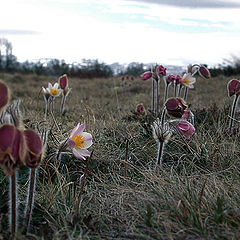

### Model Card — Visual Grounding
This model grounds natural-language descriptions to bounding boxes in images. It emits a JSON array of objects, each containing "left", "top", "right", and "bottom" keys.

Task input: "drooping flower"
[
  {"left": 227, "top": 79, "right": 240, "bottom": 97},
  {"left": 0, "top": 125, "right": 26, "bottom": 175},
  {"left": 0, "top": 80, "right": 9, "bottom": 112},
  {"left": 156, "top": 65, "right": 167, "bottom": 76},
  {"left": 176, "top": 121, "right": 195, "bottom": 139},
  {"left": 141, "top": 71, "right": 152, "bottom": 81},
  {"left": 46, "top": 82, "right": 62, "bottom": 97},
  {"left": 165, "top": 97, "right": 188, "bottom": 118},
  {"left": 198, "top": 65, "right": 211, "bottom": 79},
  {"left": 24, "top": 129, "right": 43, "bottom": 168},
  {"left": 67, "top": 123, "right": 93, "bottom": 160},
  {"left": 182, "top": 73, "right": 196, "bottom": 88}
]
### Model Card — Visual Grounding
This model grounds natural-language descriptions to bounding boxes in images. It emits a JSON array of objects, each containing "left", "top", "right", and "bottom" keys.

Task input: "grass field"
[{"left": 0, "top": 72, "right": 240, "bottom": 240}]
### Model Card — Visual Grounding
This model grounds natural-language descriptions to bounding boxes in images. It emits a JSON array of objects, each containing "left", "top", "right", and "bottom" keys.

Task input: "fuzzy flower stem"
[
  {"left": 156, "top": 80, "right": 160, "bottom": 114},
  {"left": 174, "top": 81, "right": 177, "bottom": 97},
  {"left": 60, "top": 95, "right": 66, "bottom": 115},
  {"left": 44, "top": 99, "right": 49, "bottom": 120},
  {"left": 155, "top": 141, "right": 165, "bottom": 170},
  {"left": 183, "top": 87, "right": 189, "bottom": 101},
  {"left": 164, "top": 81, "right": 169, "bottom": 103},
  {"left": 10, "top": 171, "right": 17, "bottom": 235},
  {"left": 177, "top": 85, "right": 183, "bottom": 97},
  {"left": 25, "top": 168, "right": 36, "bottom": 233},
  {"left": 229, "top": 94, "right": 239, "bottom": 133},
  {"left": 151, "top": 78, "right": 155, "bottom": 114},
  {"left": 76, "top": 150, "right": 94, "bottom": 216}
]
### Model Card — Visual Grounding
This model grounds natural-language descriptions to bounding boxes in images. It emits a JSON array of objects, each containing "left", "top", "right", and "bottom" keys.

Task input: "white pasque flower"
[
  {"left": 67, "top": 123, "right": 93, "bottom": 160},
  {"left": 46, "top": 82, "right": 62, "bottom": 97},
  {"left": 182, "top": 73, "right": 196, "bottom": 89}
]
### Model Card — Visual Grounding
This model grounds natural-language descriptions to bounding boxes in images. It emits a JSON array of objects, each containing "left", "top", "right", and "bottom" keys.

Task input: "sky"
[{"left": 1, "top": 0, "right": 240, "bottom": 67}]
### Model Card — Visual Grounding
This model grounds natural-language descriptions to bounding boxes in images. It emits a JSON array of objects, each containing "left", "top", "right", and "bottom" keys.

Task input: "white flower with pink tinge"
[
  {"left": 182, "top": 73, "right": 196, "bottom": 89},
  {"left": 46, "top": 82, "right": 62, "bottom": 97},
  {"left": 67, "top": 123, "right": 93, "bottom": 159}
]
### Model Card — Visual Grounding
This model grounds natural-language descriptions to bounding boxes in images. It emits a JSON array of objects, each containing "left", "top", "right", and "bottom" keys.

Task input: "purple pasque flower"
[
  {"left": 67, "top": 123, "right": 93, "bottom": 160},
  {"left": 0, "top": 124, "right": 26, "bottom": 175},
  {"left": 167, "top": 74, "right": 176, "bottom": 83},
  {"left": 175, "top": 75, "right": 183, "bottom": 84},
  {"left": 165, "top": 97, "right": 188, "bottom": 118},
  {"left": 0, "top": 80, "right": 9, "bottom": 113},
  {"left": 176, "top": 121, "right": 195, "bottom": 139},
  {"left": 59, "top": 74, "right": 68, "bottom": 90},
  {"left": 136, "top": 103, "right": 145, "bottom": 115},
  {"left": 141, "top": 71, "right": 152, "bottom": 81},
  {"left": 24, "top": 129, "right": 43, "bottom": 168},
  {"left": 156, "top": 65, "right": 166, "bottom": 76},
  {"left": 227, "top": 79, "right": 240, "bottom": 97},
  {"left": 198, "top": 66, "right": 211, "bottom": 79}
]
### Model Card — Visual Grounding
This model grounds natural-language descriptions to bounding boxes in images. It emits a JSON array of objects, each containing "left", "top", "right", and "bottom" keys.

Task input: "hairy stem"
[
  {"left": 156, "top": 80, "right": 160, "bottom": 115},
  {"left": 60, "top": 95, "right": 66, "bottom": 115},
  {"left": 25, "top": 168, "right": 36, "bottom": 233},
  {"left": 229, "top": 94, "right": 239, "bottom": 133},
  {"left": 174, "top": 81, "right": 177, "bottom": 97},
  {"left": 183, "top": 87, "right": 189, "bottom": 101},
  {"left": 10, "top": 171, "right": 17, "bottom": 235},
  {"left": 76, "top": 151, "right": 94, "bottom": 216},
  {"left": 155, "top": 141, "right": 165, "bottom": 170},
  {"left": 151, "top": 78, "right": 155, "bottom": 114}
]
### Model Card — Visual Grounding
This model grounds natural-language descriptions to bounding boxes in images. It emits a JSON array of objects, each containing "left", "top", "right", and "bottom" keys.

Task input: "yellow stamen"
[
  {"left": 72, "top": 135, "right": 85, "bottom": 148},
  {"left": 183, "top": 78, "right": 190, "bottom": 85},
  {"left": 50, "top": 88, "right": 59, "bottom": 96}
]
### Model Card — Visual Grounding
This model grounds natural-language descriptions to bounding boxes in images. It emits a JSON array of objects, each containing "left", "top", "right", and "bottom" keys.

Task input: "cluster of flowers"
[
  {"left": 0, "top": 76, "right": 93, "bottom": 236},
  {"left": 0, "top": 80, "right": 43, "bottom": 234},
  {"left": 227, "top": 79, "right": 240, "bottom": 133},
  {"left": 42, "top": 74, "right": 71, "bottom": 118},
  {"left": 140, "top": 64, "right": 211, "bottom": 168}
]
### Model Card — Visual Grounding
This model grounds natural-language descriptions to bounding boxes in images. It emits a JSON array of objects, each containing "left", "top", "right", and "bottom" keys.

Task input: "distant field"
[{"left": 0, "top": 72, "right": 240, "bottom": 239}]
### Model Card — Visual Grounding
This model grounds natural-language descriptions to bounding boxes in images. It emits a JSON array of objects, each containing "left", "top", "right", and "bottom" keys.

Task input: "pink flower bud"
[
  {"left": 24, "top": 129, "right": 43, "bottom": 168},
  {"left": 136, "top": 104, "right": 145, "bottom": 115},
  {"left": 167, "top": 75, "right": 176, "bottom": 83},
  {"left": 156, "top": 65, "right": 166, "bottom": 76},
  {"left": 198, "top": 66, "right": 211, "bottom": 79},
  {"left": 176, "top": 121, "right": 195, "bottom": 139},
  {"left": 141, "top": 71, "right": 152, "bottom": 81},
  {"left": 59, "top": 74, "right": 68, "bottom": 89},
  {"left": 0, "top": 81, "right": 9, "bottom": 112},
  {"left": 227, "top": 79, "right": 240, "bottom": 97},
  {"left": 165, "top": 97, "right": 187, "bottom": 118}
]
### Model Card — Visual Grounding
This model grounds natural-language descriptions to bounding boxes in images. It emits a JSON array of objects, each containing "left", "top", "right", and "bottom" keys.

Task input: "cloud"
[
  {"left": 0, "top": 29, "right": 40, "bottom": 35},
  {"left": 123, "top": 0, "right": 240, "bottom": 8}
]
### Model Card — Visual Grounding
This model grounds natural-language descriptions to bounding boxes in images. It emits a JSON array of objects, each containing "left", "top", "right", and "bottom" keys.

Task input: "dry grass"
[{"left": 0, "top": 72, "right": 240, "bottom": 239}]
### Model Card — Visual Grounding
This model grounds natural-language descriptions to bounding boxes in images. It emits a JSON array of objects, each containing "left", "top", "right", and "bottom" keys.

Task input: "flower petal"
[
  {"left": 24, "top": 129, "right": 42, "bottom": 155},
  {"left": 67, "top": 138, "right": 75, "bottom": 148},
  {"left": 53, "top": 82, "right": 59, "bottom": 89},
  {"left": 72, "top": 148, "right": 85, "bottom": 160},
  {"left": 48, "top": 82, "right": 53, "bottom": 89},
  {"left": 71, "top": 123, "right": 86, "bottom": 138},
  {"left": 0, "top": 124, "right": 15, "bottom": 152},
  {"left": 81, "top": 132, "right": 93, "bottom": 149}
]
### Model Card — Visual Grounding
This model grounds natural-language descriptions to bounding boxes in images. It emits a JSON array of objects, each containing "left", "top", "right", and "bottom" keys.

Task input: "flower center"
[
  {"left": 72, "top": 135, "right": 85, "bottom": 148},
  {"left": 183, "top": 78, "right": 190, "bottom": 85},
  {"left": 50, "top": 88, "right": 59, "bottom": 96}
]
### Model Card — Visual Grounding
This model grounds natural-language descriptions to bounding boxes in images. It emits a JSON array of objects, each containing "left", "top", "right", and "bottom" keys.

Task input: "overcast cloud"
[{"left": 124, "top": 0, "right": 240, "bottom": 8}]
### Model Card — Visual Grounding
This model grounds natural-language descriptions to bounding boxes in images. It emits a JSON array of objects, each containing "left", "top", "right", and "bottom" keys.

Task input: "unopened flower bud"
[
  {"left": 141, "top": 71, "right": 152, "bottom": 81},
  {"left": 156, "top": 65, "right": 166, "bottom": 76},
  {"left": 59, "top": 74, "right": 68, "bottom": 90},
  {"left": 227, "top": 79, "right": 240, "bottom": 97},
  {"left": 198, "top": 66, "right": 211, "bottom": 79}
]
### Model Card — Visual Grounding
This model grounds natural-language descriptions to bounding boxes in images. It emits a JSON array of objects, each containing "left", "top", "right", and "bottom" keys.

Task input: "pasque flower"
[
  {"left": 182, "top": 73, "right": 196, "bottom": 88},
  {"left": 165, "top": 97, "right": 188, "bottom": 118},
  {"left": 136, "top": 104, "right": 145, "bottom": 115},
  {"left": 141, "top": 71, "right": 152, "bottom": 81},
  {"left": 227, "top": 79, "right": 240, "bottom": 97},
  {"left": 0, "top": 80, "right": 9, "bottom": 112},
  {"left": 198, "top": 66, "right": 211, "bottom": 79},
  {"left": 156, "top": 65, "right": 167, "bottom": 76},
  {"left": 46, "top": 82, "right": 62, "bottom": 97},
  {"left": 67, "top": 123, "right": 93, "bottom": 160},
  {"left": 176, "top": 121, "right": 195, "bottom": 139}
]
